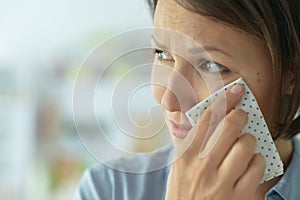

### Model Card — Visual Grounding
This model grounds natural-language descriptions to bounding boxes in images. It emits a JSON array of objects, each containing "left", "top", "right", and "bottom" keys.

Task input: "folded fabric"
[{"left": 185, "top": 77, "right": 284, "bottom": 183}]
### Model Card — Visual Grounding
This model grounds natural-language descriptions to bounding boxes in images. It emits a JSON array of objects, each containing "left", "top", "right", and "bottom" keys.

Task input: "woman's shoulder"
[
  {"left": 292, "top": 133, "right": 300, "bottom": 156},
  {"left": 74, "top": 144, "right": 173, "bottom": 200},
  {"left": 290, "top": 133, "right": 300, "bottom": 167},
  {"left": 266, "top": 133, "right": 300, "bottom": 199},
  {"left": 106, "top": 143, "right": 174, "bottom": 173}
]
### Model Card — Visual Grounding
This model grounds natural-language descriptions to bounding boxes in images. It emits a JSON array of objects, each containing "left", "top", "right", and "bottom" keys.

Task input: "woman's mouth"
[{"left": 168, "top": 120, "right": 192, "bottom": 138}]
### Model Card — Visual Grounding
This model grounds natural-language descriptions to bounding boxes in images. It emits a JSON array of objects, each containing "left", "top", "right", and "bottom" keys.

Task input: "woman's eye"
[
  {"left": 154, "top": 49, "right": 174, "bottom": 62},
  {"left": 198, "top": 60, "right": 229, "bottom": 73}
]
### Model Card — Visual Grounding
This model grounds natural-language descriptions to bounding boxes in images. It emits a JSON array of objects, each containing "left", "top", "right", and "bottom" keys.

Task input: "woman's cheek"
[{"left": 245, "top": 78, "right": 275, "bottom": 128}]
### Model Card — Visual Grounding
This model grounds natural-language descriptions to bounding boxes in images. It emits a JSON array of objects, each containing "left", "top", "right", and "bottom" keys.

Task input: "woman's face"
[{"left": 151, "top": 0, "right": 275, "bottom": 138}]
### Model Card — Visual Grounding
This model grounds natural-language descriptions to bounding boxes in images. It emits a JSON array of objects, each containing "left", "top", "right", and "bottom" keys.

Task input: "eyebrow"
[{"left": 151, "top": 35, "right": 231, "bottom": 58}]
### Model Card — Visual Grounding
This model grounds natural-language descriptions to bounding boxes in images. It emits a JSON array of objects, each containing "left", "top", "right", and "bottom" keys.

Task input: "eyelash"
[
  {"left": 198, "top": 59, "right": 229, "bottom": 73},
  {"left": 153, "top": 49, "right": 230, "bottom": 73},
  {"left": 153, "top": 49, "right": 174, "bottom": 62}
]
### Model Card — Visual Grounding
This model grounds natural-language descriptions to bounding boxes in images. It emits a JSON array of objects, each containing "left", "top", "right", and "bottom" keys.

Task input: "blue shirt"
[{"left": 75, "top": 134, "right": 300, "bottom": 200}]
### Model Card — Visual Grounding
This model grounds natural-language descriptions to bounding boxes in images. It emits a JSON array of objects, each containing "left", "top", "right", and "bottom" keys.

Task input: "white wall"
[
  {"left": 0, "top": 0, "right": 153, "bottom": 64},
  {"left": 0, "top": 1, "right": 153, "bottom": 199}
]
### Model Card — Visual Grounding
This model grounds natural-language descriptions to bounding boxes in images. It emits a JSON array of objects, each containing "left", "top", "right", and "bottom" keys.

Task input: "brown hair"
[{"left": 147, "top": 0, "right": 300, "bottom": 139}]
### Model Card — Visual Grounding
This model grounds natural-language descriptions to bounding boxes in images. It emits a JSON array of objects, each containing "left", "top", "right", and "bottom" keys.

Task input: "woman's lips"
[
  {"left": 168, "top": 120, "right": 192, "bottom": 138},
  {"left": 162, "top": 109, "right": 193, "bottom": 138}
]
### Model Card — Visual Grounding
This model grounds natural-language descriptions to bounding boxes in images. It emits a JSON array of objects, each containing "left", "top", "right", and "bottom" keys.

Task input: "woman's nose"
[{"left": 160, "top": 62, "right": 198, "bottom": 113}]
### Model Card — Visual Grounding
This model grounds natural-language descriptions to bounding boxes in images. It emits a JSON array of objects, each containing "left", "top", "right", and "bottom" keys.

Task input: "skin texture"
[{"left": 151, "top": 0, "right": 293, "bottom": 199}]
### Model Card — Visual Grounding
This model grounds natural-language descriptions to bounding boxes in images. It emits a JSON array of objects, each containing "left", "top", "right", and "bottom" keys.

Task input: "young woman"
[{"left": 75, "top": 0, "right": 300, "bottom": 199}]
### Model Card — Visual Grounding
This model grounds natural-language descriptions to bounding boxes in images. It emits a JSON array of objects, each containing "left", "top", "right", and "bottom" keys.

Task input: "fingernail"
[{"left": 230, "top": 84, "right": 243, "bottom": 95}]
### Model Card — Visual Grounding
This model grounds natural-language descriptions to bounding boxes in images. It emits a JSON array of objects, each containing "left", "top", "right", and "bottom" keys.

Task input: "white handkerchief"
[{"left": 185, "top": 78, "right": 284, "bottom": 183}]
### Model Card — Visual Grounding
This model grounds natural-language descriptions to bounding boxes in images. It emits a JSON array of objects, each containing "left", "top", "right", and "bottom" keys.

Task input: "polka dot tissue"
[{"left": 185, "top": 77, "right": 284, "bottom": 183}]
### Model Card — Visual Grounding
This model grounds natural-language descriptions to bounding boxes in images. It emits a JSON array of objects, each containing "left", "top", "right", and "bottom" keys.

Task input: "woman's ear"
[{"left": 285, "top": 71, "right": 295, "bottom": 95}]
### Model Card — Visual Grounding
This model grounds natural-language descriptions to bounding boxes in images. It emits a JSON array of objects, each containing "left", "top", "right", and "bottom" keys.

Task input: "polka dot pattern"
[{"left": 185, "top": 78, "right": 284, "bottom": 183}]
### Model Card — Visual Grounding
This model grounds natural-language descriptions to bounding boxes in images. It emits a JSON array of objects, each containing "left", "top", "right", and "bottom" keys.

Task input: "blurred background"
[{"left": 0, "top": 0, "right": 169, "bottom": 199}]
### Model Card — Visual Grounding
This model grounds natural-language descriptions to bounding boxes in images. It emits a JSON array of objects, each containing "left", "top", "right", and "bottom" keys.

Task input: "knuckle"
[
  {"left": 223, "top": 115, "right": 239, "bottom": 130},
  {"left": 201, "top": 107, "right": 222, "bottom": 129},
  {"left": 224, "top": 94, "right": 233, "bottom": 106},
  {"left": 221, "top": 110, "right": 247, "bottom": 133},
  {"left": 238, "top": 143, "right": 254, "bottom": 157},
  {"left": 205, "top": 188, "right": 218, "bottom": 199},
  {"left": 223, "top": 110, "right": 248, "bottom": 134},
  {"left": 219, "top": 120, "right": 236, "bottom": 138},
  {"left": 243, "top": 147, "right": 254, "bottom": 158},
  {"left": 255, "top": 153, "right": 266, "bottom": 169},
  {"left": 236, "top": 133, "right": 257, "bottom": 156},
  {"left": 230, "top": 108, "right": 248, "bottom": 123},
  {"left": 226, "top": 90, "right": 241, "bottom": 106},
  {"left": 250, "top": 157, "right": 265, "bottom": 180},
  {"left": 203, "top": 152, "right": 217, "bottom": 163},
  {"left": 242, "top": 133, "right": 257, "bottom": 147}
]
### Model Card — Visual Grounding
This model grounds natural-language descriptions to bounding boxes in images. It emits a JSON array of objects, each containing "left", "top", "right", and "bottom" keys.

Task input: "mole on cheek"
[{"left": 256, "top": 72, "right": 260, "bottom": 82}]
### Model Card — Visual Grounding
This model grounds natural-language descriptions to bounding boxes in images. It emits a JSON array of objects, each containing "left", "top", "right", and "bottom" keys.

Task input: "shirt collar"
[{"left": 266, "top": 134, "right": 300, "bottom": 199}]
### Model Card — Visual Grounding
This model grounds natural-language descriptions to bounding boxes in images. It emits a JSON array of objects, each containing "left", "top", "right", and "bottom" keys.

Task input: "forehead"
[
  {"left": 153, "top": 0, "right": 229, "bottom": 47},
  {"left": 153, "top": 0, "right": 269, "bottom": 65}
]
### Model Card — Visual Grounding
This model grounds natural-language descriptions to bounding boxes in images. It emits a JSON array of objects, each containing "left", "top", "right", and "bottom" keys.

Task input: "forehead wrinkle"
[
  {"left": 154, "top": 0, "right": 210, "bottom": 47},
  {"left": 153, "top": 1, "right": 196, "bottom": 53},
  {"left": 154, "top": 0, "right": 186, "bottom": 28},
  {"left": 154, "top": 0, "right": 233, "bottom": 59},
  {"left": 156, "top": 7, "right": 182, "bottom": 26}
]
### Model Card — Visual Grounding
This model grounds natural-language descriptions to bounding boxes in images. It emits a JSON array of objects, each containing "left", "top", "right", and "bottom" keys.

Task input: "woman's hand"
[{"left": 165, "top": 84, "right": 266, "bottom": 200}]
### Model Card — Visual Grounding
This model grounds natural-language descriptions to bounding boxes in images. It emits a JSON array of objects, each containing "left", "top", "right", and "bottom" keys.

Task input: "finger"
[
  {"left": 185, "top": 84, "right": 245, "bottom": 155},
  {"left": 218, "top": 133, "right": 257, "bottom": 184},
  {"left": 202, "top": 109, "right": 248, "bottom": 161},
  {"left": 235, "top": 154, "right": 266, "bottom": 198}
]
